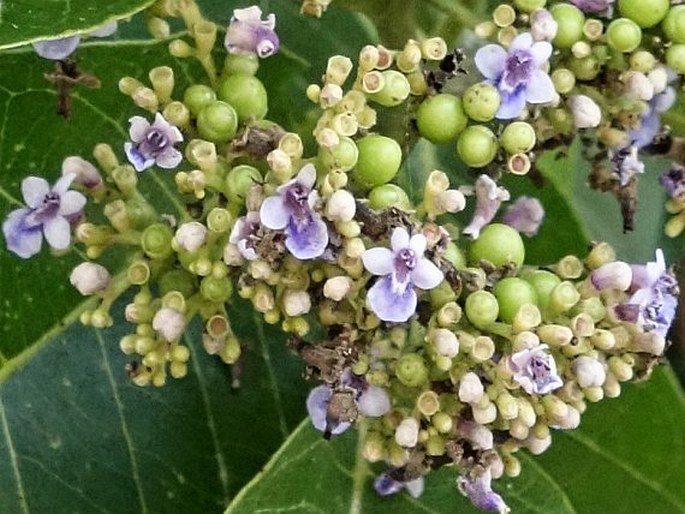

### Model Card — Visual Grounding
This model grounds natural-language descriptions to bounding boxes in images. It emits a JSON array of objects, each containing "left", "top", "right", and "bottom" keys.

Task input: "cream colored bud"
[
  {"left": 512, "top": 331, "right": 540, "bottom": 352},
  {"left": 568, "top": 94, "right": 601, "bottom": 128},
  {"left": 531, "top": 8, "right": 558, "bottom": 41},
  {"left": 131, "top": 86, "right": 159, "bottom": 112},
  {"left": 517, "top": 398, "right": 537, "bottom": 428},
  {"left": 325, "top": 189, "right": 356, "bottom": 221},
  {"left": 526, "top": 434, "right": 552, "bottom": 455},
  {"left": 471, "top": 336, "right": 495, "bottom": 362},
  {"left": 632, "top": 332, "right": 665, "bottom": 355},
  {"left": 344, "top": 238, "right": 365, "bottom": 259},
  {"left": 316, "top": 128, "right": 340, "bottom": 149},
  {"left": 460, "top": 421, "right": 493, "bottom": 449},
  {"left": 358, "top": 45, "right": 380, "bottom": 71},
  {"left": 495, "top": 392, "right": 519, "bottom": 420},
  {"left": 573, "top": 356, "right": 606, "bottom": 388},
  {"left": 648, "top": 66, "right": 669, "bottom": 94},
  {"left": 267, "top": 149, "right": 293, "bottom": 178},
  {"left": 426, "top": 170, "right": 449, "bottom": 194},
  {"left": 431, "top": 328, "right": 459, "bottom": 358},
  {"left": 436, "top": 190, "right": 466, "bottom": 214},
  {"left": 223, "top": 243, "right": 243, "bottom": 267},
  {"left": 173, "top": 222, "right": 207, "bottom": 252},
  {"left": 282, "top": 289, "right": 311, "bottom": 317},
  {"left": 70, "top": 262, "right": 110, "bottom": 295},
  {"left": 555, "top": 405, "right": 580, "bottom": 429},
  {"left": 472, "top": 401, "right": 497, "bottom": 425},
  {"left": 250, "top": 260, "right": 273, "bottom": 281},
  {"left": 395, "top": 417, "right": 420, "bottom": 448},
  {"left": 537, "top": 324, "right": 573, "bottom": 346},
  {"left": 623, "top": 71, "right": 654, "bottom": 101},
  {"left": 306, "top": 83, "right": 321, "bottom": 103},
  {"left": 152, "top": 307, "right": 185, "bottom": 342},
  {"left": 323, "top": 276, "right": 353, "bottom": 301},
  {"left": 319, "top": 83, "right": 343, "bottom": 108},
  {"left": 325, "top": 55, "right": 354, "bottom": 86},
  {"left": 571, "top": 41, "right": 592, "bottom": 59},
  {"left": 458, "top": 372, "right": 484, "bottom": 403}
]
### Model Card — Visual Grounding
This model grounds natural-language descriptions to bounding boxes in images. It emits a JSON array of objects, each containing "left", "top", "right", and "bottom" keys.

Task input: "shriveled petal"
[
  {"left": 229, "top": 218, "right": 245, "bottom": 244},
  {"left": 124, "top": 143, "right": 154, "bottom": 172},
  {"left": 390, "top": 226, "right": 410, "bottom": 252},
  {"left": 496, "top": 88, "right": 527, "bottom": 119},
  {"left": 362, "top": 247, "right": 395, "bottom": 276},
  {"left": 509, "top": 32, "right": 533, "bottom": 52},
  {"left": 410, "top": 258, "right": 443, "bottom": 290},
  {"left": 43, "top": 215, "right": 71, "bottom": 249},
  {"left": 374, "top": 475, "right": 403, "bottom": 496},
  {"left": 285, "top": 215, "right": 328, "bottom": 260},
  {"left": 155, "top": 147, "right": 183, "bottom": 169},
  {"left": 474, "top": 45, "right": 507, "bottom": 80},
  {"left": 409, "top": 234, "right": 426, "bottom": 256},
  {"left": 525, "top": 69, "right": 555, "bottom": 104},
  {"left": 32, "top": 36, "right": 81, "bottom": 60},
  {"left": 2, "top": 208, "right": 42, "bottom": 258},
  {"left": 58, "top": 190, "right": 86, "bottom": 216},
  {"left": 296, "top": 164, "right": 317, "bottom": 189},
  {"left": 128, "top": 116, "right": 150, "bottom": 143},
  {"left": 367, "top": 275, "right": 417, "bottom": 323},
  {"left": 259, "top": 195, "right": 289, "bottom": 230},
  {"left": 21, "top": 177, "right": 50, "bottom": 208}
]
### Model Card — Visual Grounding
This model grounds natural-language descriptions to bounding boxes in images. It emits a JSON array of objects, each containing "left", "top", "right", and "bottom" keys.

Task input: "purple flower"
[
  {"left": 124, "top": 113, "right": 183, "bottom": 172},
  {"left": 463, "top": 175, "right": 510, "bottom": 239},
  {"left": 509, "top": 344, "right": 563, "bottom": 395},
  {"left": 630, "top": 86, "right": 676, "bottom": 149},
  {"left": 374, "top": 473, "right": 424, "bottom": 498},
  {"left": 224, "top": 6, "right": 279, "bottom": 58},
  {"left": 568, "top": 0, "right": 614, "bottom": 14},
  {"left": 615, "top": 250, "right": 679, "bottom": 338},
  {"left": 362, "top": 227, "right": 443, "bottom": 323},
  {"left": 32, "top": 22, "right": 118, "bottom": 60},
  {"left": 307, "top": 385, "right": 352, "bottom": 437},
  {"left": 474, "top": 32, "right": 554, "bottom": 119},
  {"left": 457, "top": 469, "right": 510, "bottom": 513},
  {"left": 3, "top": 174, "right": 86, "bottom": 258},
  {"left": 259, "top": 164, "right": 328, "bottom": 260},
  {"left": 502, "top": 196, "right": 544, "bottom": 236},
  {"left": 660, "top": 164, "right": 685, "bottom": 201},
  {"left": 228, "top": 211, "right": 261, "bottom": 261}
]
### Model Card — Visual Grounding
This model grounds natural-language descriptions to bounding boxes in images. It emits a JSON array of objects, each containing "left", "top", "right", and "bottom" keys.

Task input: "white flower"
[{"left": 69, "top": 262, "right": 110, "bottom": 295}]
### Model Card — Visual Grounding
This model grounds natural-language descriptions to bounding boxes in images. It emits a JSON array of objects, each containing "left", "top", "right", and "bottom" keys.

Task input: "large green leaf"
[
  {"left": 225, "top": 366, "right": 685, "bottom": 514},
  {"left": 0, "top": 0, "right": 155, "bottom": 49}
]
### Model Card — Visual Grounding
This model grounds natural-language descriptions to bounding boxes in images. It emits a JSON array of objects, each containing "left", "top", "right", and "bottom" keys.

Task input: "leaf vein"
[{"left": 0, "top": 397, "right": 29, "bottom": 514}]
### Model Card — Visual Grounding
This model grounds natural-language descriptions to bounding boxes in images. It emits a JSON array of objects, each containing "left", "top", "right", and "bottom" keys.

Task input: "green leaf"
[
  {"left": 0, "top": 0, "right": 155, "bottom": 50},
  {"left": 225, "top": 366, "right": 685, "bottom": 514}
]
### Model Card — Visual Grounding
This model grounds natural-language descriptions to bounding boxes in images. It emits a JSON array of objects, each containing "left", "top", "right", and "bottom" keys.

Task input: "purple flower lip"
[
  {"left": 224, "top": 6, "right": 280, "bottom": 58},
  {"left": 474, "top": 32, "right": 555, "bottom": 119},
  {"left": 124, "top": 113, "right": 183, "bottom": 172}
]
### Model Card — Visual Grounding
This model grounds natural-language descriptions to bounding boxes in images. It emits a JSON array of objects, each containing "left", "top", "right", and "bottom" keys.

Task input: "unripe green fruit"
[
  {"left": 551, "top": 68, "right": 576, "bottom": 94},
  {"left": 523, "top": 269, "right": 561, "bottom": 311},
  {"left": 159, "top": 269, "right": 197, "bottom": 298},
  {"left": 500, "top": 121, "right": 536, "bottom": 154},
  {"left": 494, "top": 277, "right": 538, "bottom": 323},
  {"left": 141, "top": 223, "right": 174, "bottom": 259},
  {"left": 551, "top": 4, "right": 585, "bottom": 49},
  {"left": 465, "top": 290, "right": 499, "bottom": 329},
  {"left": 663, "top": 6, "right": 685, "bottom": 44},
  {"left": 568, "top": 55, "right": 600, "bottom": 81},
  {"left": 416, "top": 94, "right": 468, "bottom": 143},
  {"left": 666, "top": 44, "right": 685, "bottom": 74},
  {"left": 200, "top": 275, "right": 233, "bottom": 303},
  {"left": 395, "top": 353, "right": 429, "bottom": 387},
  {"left": 368, "top": 184, "right": 412, "bottom": 210},
  {"left": 226, "top": 164, "right": 262, "bottom": 201},
  {"left": 463, "top": 83, "right": 501, "bottom": 122},
  {"left": 606, "top": 18, "right": 642, "bottom": 53},
  {"left": 183, "top": 84, "right": 217, "bottom": 117},
  {"left": 629, "top": 50, "right": 657, "bottom": 72},
  {"left": 456, "top": 125, "right": 498, "bottom": 168},
  {"left": 217, "top": 74, "right": 268, "bottom": 123},
  {"left": 443, "top": 242, "right": 467, "bottom": 269},
  {"left": 468, "top": 223, "right": 525, "bottom": 268},
  {"left": 223, "top": 53, "right": 259, "bottom": 76},
  {"left": 618, "top": 0, "right": 668, "bottom": 28},
  {"left": 514, "top": 0, "right": 546, "bottom": 13},
  {"left": 353, "top": 135, "right": 402, "bottom": 188},
  {"left": 368, "top": 70, "right": 411, "bottom": 107},
  {"left": 197, "top": 101, "right": 238, "bottom": 142},
  {"left": 317, "top": 136, "right": 359, "bottom": 172}
]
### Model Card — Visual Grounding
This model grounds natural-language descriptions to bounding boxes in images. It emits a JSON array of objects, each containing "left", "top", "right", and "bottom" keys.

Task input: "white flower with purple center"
[
  {"left": 374, "top": 473, "right": 424, "bottom": 498},
  {"left": 228, "top": 211, "right": 261, "bottom": 261},
  {"left": 3, "top": 174, "right": 86, "bottom": 258},
  {"left": 457, "top": 469, "right": 510, "bottom": 514},
  {"left": 361, "top": 227, "right": 443, "bottom": 323},
  {"left": 224, "top": 6, "right": 280, "bottom": 58},
  {"left": 259, "top": 164, "right": 328, "bottom": 260},
  {"left": 124, "top": 113, "right": 183, "bottom": 172},
  {"left": 474, "top": 32, "right": 555, "bottom": 119},
  {"left": 509, "top": 344, "right": 563, "bottom": 395}
]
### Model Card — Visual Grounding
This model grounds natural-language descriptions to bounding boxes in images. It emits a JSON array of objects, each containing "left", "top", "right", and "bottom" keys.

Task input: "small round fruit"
[
  {"left": 416, "top": 94, "right": 468, "bottom": 143},
  {"left": 197, "top": 101, "right": 238, "bottom": 142},
  {"left": 463, "top": 83, "right": 501, "bottom": 122},
  {"left": 500, "top": 121, "right": 536, "bottom": 154},
  {"left": 317, "top": 136, "right": 359, "bottom": 172},
  {"left": 353, "top": 135, "right": 402, "bottom": 188},
  {"left": 524, "top": 269, "right": 561, "bottom": 311},
  {"left": 663, "top": 5, "right": 685, "bottom": 44},
  {"left": 368, "top": 70, "right": 411, "bottom": 107},
  {"left": 183, "top": 84, "right": 216, "bottom": 117},
  {"left": 465, "top": 290, "right": 499, "bottom": 329},
  {"left": 606, "top": 18, "right": 642, "bottom": 53},
  {"left": 468, "top": 223, "right": 525, "bottom": 268},
  {"left": 514, "top": 0, "right": 546, "bottom": 12},
  {"left": 666, "top": 44, "right": 685, "bottom": 74},
  {"left": 225, "top": 164, "right": 262, "bottom": 201},
  {"left": 223, "top": 54, "right": 259, "bottom": 76},
  {"left": 457, "top": 125, "right": 498, "bottom": 168},
  {"left": 217, "top": 74, "right": 268, "bottom": 123},
  {"left": 368, "top": 184, "right": 412, "bottom": 210},
  {"left": 494, "top": 277, "right": 538, "bottom": 323},
  {"left": 618, "top": 0, "right": 669, "bottom": 28},
  {"left": 551, "top": 4, "right": 585, "bottom": 49}
]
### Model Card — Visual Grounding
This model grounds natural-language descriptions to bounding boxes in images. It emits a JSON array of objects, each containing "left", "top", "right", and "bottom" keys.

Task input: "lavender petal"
[
  {"left": 3, "top": 208, "right": 43, "bottom": 258},
  {"left": 367, "top": 274, "right": 417, "bottom": 322},
  {"left": 474, "top": 45, "right": 507, "bottom": 80},
  {"left": 43, "top": 216, "right": 71, "bottom": 249},
  {"left": 362, "top": 247, "right": 395, "bottom": 276},
  {"left": 21, "top": 177, "right": 50, "bottom": 209},
  {"left": 285, "top": 215, "right": 328, "bottom": 260},
  {"left": 32, "top": 36, "right": 81, "bottom": 60}
]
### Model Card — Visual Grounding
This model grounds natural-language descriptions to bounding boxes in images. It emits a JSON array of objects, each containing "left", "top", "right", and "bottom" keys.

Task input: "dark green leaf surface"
[
  {"left": 225, "top": 367, "right": 685, "bottom": 514},
  {"left": 0, "top": 0, "right": 155, "bottom": 49}
]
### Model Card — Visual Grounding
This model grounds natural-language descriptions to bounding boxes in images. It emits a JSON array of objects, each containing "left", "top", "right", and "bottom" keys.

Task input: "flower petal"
[
  {"left": 43, "top": 216, "right": 71, "bottom": 249},
  {"left": 367, "top": 275, "right": 417, "bottom": 322},
  {"left": 156, "top": 147, "right": 183, "bottom": 169},
  {"left": 510, "top": 32, "right": 533, "bottom": 52},
  {"left": 32, "top": 36, "right": 81, "bottom": 60},
  {"left": 496, "top": 88, "right": 527, "bottom": 119},
  {"left": 306, "top": 385, "right": 350, "bottom": 436},
  {"left": 474, "top": 45, "right": 507, "bottom": 80},
  {"left": 21, "top": 177, "right": 49, "bottom": 208},
  {"left": 297, "top": 164, "right": 317, "bottom": 189},
  {"left": 411, "top": 258, "right": 443, "bottom": 290},
  {"left": 525, "top": 69, "right": 555, "bottom": 104},
  {"left": 285, "top": 215, "right": 328, "bottom": 260},
  {"left": 259, "top": 195, "right": 289, "bottom": 230},
  {"left": 58, "top": 190, "right": 86, "bottom": 216},
  {"left": 124, "top": 143, "right": 153, "bottom": 172},
  {"left": 362, "top": 247, "right": 395, "bottom": 276},
  {"left": 52, "top": 173, "right": 76, "bottom": 195},
  {"left": 89, "top": 21, "right": 118, "bottom": 38},
  {"left": 409, "top": 234, "right": 427, "bottom": 256},
  {"left": 530, "top": 41, "right": 552, "bottom": 66},
  {"left": 2, "top": 208, "right": 43, "bottom": 258},
  {"left": 390, "top": 227, "right": 410, "bottom": 252},
  {"left": 128, "top": 116, "right": 150, "bottom": 143}
]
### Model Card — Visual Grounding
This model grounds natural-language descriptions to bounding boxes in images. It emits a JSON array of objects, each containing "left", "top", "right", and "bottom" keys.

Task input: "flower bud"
[
  {"left": 322, "top": 276, "right": 353, "bottom": 301},
  {"left": 325, "top": 189, "right": 356, "bottom": 221},
  {"left": 531, "top": 8, "right": 558, "bottom": 41},
  {"left": 173, "top": 222, "right": 208, "bottom": 252},
  {"left": 647, "top": 66, "right": 669, "bottom": 94},
  {"left": 152, "top": 307, "right": 185, "bottom": 342},
  {"left": 395, "top": 417, "right": 419, "bottom": 448},
  {"left": 62, "top": 156, "right": 102, "bottom": 189},
  {"left": 526, "top": 434, "right": 552, "bottom": 455},
  {"left": 458, "top": 420, "right": 493, "bottom": 450},
  {"left": 590, "top": 261, "right": 632, "bottom": 291},
  {"left": 70, "top": 262, "right": 110, "bottom": 295},
  {"left": 568, "top": 94, "right": 601, "bottom": 128},
  {"left": 472, "top": 401, "right": 497, "bottom": 425},
  {"left": 431, "top": 328, "right": 459, "bottom": 358},
  {"left": 282, "top": 289, "right": 312, "bottom": 317},
  {"left": 572, "top": 355, "right": 606, "bottom": 388},
  {"left": 319, "top": 83, "right": 343, "bottom": 108},
  {"left": 623, "top": 71, "right": 654, "bottom": 101},
  {"left": 458, "top": 372, "right": 484, "bottom": 404}
]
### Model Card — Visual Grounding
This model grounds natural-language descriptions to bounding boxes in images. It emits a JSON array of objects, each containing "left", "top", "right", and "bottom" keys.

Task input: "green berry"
[
  {"left": 500, "top": 121, "right": 536, "bottom": 154},
  {"left": 183, "top": 84, "right": 217, "bottom": 117},
  {"left": 567, "top": 55, "right": 601, "bottom": 81},
  {"left": 217, "top": 74, "right": 268, "bottom": 123},
  {"left": 606, "top": 18, "right": 642, "bottom": 53},
  {"left": 159, "top": 269, "right": 197, "bottom": 298},
  {"left": 200, "top": 276, "right": 233, "bottom": 303},
  {"left": 443, "top": 241, "right": 467, "bottom": 269},
  {"left": 663, "top": 6, "right": 685, "bottom": 44},
  {"left": 416, "top": 94, "right": 468, "bottom": 143},
  {"left": 368, "top": 184, "right": 412, "bottom": 210},
  {"left": 141, "top": 223, "right": 174, "bottom": 259},
  {"left": 463, "top": 83, "right": 501, "bottom": 122},
  {"left": 369, "top": 70, "right": 411, "bottom": 107},
  {"left": 353, "top": 134, "right": 402, "bottom": 188},
  {"left": 523, "top": 270, "right": 561, "bottom": 312},
  {"left": 456, "top": 125, "right": 498, "bottom": 168},
  {"left": 666, "top": 44, "right": 685, "bottom": 74},
  {"left": 197, "top": 101, "right": 238, "bottom": 142},
  {"left": 551, "top": 4, "right": 585, "bottom": 49},
  {"left": 551, "top": 68, "right": 576, "bottom": 94},
  {"left": 223, "top": 54, "right": 259, "bottom": 76},
  {"left": 513, "top": 0, "right": 546, "bottom": 13},
  {"left": 395, "top": 353, "right": 429, "bottom": 387},
  {"left": 226, "top": 164, "right": 262, "bottom": 202},
  {"left": 468, "top": 223, "right": 525, "bottom": 268},
  {"left": 494, "top": 277, "right": 538, "bottom": 323},
  {"left": 618, "top": 0, "right": 669, "bottom": 28},
  {"left": 629, "top": 50, "right": 657, "bottom": 72},
  {"left": 317, "top": 136, "right": 359, "bottom": 172},
  {"left": 465, "top": 290, "right": 499, "bottom": 329}
]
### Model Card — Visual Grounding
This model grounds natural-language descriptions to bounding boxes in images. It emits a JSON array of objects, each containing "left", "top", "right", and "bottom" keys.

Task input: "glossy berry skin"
[
  {"left": 494, "top": 277, "right": 538, "bottom": 323},
  {"left": 416, "top": 94, "right": 468, "bottom": 144},
  {"left": 500, "top": 122, "right": 536, "bottom": 154},
  {"left": 468, "top": 223, "right": 525, "bottom": 268},
  {"left": 606, "top": 18, "right": 642, "bottom": 53},
  {"left": 218, "top": 74, "right": 268, "bottom": 123},
  {"left": 368, "top": 184, "right": 412, "bottom": 210},
  {"left": 457, "top": 125, "right": 498, "bottom": 168},
  {"left": 663, "top": 6, "right": 685, "bottom": 44},
  {"left": 618, "top": 0, "right": 669, "bottom": 28},
  {"left": 197, "top": 101, "right": 239, "bottom": 142},
  {"left": 183, "top": 84, "right": 217, "bottom": 117},
  {"left": 353, "top": 135, "right": 402, "bottom": 188},
  {"left": 524, "top": 270, "right": 561, "bottom": 312},
  {"left": 463, "top": 83, "right": 501, "bottom": 123},
  {"left": 226, "top": 164, "right": 262, "bottom": 202},
  {"left": 551, "top": 4, "right": 585, "bottom": 49},
  {"left": 666, "top": 44, "right": 685, "bottom": 74},
  {"left": 465, "top": 290, "right": 499, "bottom": 329},
  {"left": 318, "top": 137, "right": 359, "bottom": 172}
]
